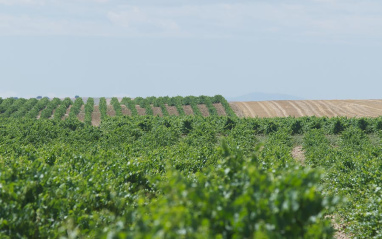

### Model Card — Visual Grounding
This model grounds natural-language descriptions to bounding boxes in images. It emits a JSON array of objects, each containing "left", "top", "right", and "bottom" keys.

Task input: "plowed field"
[{"left": 230, "top": 100, "right": 382, "bottom": 118}]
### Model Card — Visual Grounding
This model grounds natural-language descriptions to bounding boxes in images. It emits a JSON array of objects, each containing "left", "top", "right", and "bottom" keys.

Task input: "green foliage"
[
  {"left": 290, "top": 118, "right": 303, "bottom": 135},
  {"left": 0, "top": 116, "right": 342, "bottom": 238},
  {"left": 168, "top": 96, "right": 185, "bottom": 116},
  {"left": 213, "top": 94, "right": 237, "bottom": 117},
  {"left": 262, "top": 121, "right": 278, "bottom": 134},
  {"left": 1, "top": 98, "right": 27, "bottom": 118},
  {"left": 224, "top": 117, "right": 236, "bottom": 130},
  {"left": 11, "top": 98, "right": 38, "bottom": 118},
  {"left": 85, "top": 98, "right": 94, "bottom": 125},
  {"left": 25, "top": 97, "right": 49, "bottom": 119},
  {"left": 142, "top": 99, "right": 154, "bottom": 116},
  {"left": 53, "top": 97, "right": 72, "bottom": 120},
  {"left": 111, "top": 97, "right": 122, "bottom": 116},
  {"left": 198, "top": 95, "right": 218, "bottom": 116},
  {"left": 303, "top": 127, "right": 382, "bottom": 238},
  {"left": 121, "top": 97, "right": 138, "bottom": 116},
  {"left": 0, "top": 98, "right": 16, "bottom": 114},
  {"left": 2, "top": 95, "right": 382, "bottom": 238},
  {"left": 0, "top": 95, "right": 235, "bottom": 120},
  {"left": 331, "top": 118, "right": 345, "bottom": 134},
  {"left": 127, "top": 144, "right": 337, "bottom": 239},
  {"left": 184, "top": 96, "right": 202, "bottom": 116},
  {"left": 99, "top": 97, "right": 108, "bottom": 120},
  {"left": 374, "top": 117, "right": 382, "bottom": 131},
  {"left": 69, "top": 97, "right": 84, "bottom": 119},
  {"left": 167, "top": 96, "right": 182, "bottom": 115},
  {"left": 40, "top": 98, "right": 61, "bottom": 119},
  {"left": 155, "top": 97, "right": 169, "bottom": 116}
]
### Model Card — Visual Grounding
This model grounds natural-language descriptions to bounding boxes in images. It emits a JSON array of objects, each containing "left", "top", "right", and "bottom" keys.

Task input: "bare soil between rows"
[
  {"left": 34, "top": 102, "right": 230, "bottom": 125},
  {"left": 290, "top": 146, "right": 350, "bottom": 239}
]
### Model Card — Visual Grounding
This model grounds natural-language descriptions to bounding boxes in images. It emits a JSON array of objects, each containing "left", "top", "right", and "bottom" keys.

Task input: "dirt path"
[
  {"left": 36, "top": 107, "right": 45, "bottom": 119},
  {"left": 62, "top": 105, "right": 72, "bottom": 120},
  {"left": 213, "top": 103, "right": 227, "bottom": 116},
  {"left": 107, "top": 105, "right": 116, "bottom": 117},
  {"left": 291, "top": 146, "right": 305, "bottom": 165},
  {"left": 291, "top": 146, "right": 350, "bottom": 239},
  {"left": 152, "top": 106, "right": 163, "bottom": 116},
  {"left": 91, "top": 105, "right": 101, "bottom": 126},
  {"left": 121, "top": 105, "right": 131, "bottom": 116},
  {"left": 197, "top": 104, "right": 210, "bottom": 117},
  {"left": 49, "top": 108, "right": 57, "bottom": 119},
  {"left": 183, "top": 105, "right": 194, "bottom": 115},
  {"left": 326, "top": 216, "right": 351, "bottom": 239},
  {"left": 136, "top": 105, "right": 146, "bottom": 116},
  {"left": 77, "top": 105, "right": 85, "bottom": 122},
  {"left": 166, "top": 104, "right": 179, "bottom": 116}
]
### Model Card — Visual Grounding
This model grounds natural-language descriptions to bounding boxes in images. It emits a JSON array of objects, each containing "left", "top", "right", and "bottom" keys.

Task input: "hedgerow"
[
  {"left": 85, "top": 97, "right": 94, "bottom": 125},
  {"left": 99, "top": 97, "right": 107, "bottom": 120},
  {"left": 111, "top": 97, "right": 122, "bottom": 116},
  {"left": 69, "top": 97, "right": 84, "bottom": 119},
  {"left": 25, "top": 97, "right": 49, "bottom": 119},
  {"left": 53, "top": 97, "right": 72, "bottom": 120},
  {"left": 40, "top": 98, "right": 61, "bottom": 119}
]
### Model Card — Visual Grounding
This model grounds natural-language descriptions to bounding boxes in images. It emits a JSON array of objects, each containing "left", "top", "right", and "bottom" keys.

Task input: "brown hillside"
[{"left": 230, "top": 100, "right": 382, "bottom": 118}]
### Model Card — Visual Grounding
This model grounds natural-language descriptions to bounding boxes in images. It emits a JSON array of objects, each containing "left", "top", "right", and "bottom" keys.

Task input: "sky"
[{"left": 1, "top": 0, "right": 382, "bottom": 100}]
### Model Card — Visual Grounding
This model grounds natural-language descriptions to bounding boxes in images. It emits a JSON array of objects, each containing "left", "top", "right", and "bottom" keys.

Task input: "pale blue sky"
[{"left": 1, "top": 0, "right": 381, "bottom": 100}]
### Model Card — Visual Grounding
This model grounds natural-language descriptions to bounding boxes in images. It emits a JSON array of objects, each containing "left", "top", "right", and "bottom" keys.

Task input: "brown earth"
[
  {"left": 213, "top": 103, "right": 227, "bottom": 116},
  {"left": 36, "top": 108, "right": 44, "bottom": 119},
  {"left": 231, "top": 100, "right": 382, "bottom": 118},
  {"left": 166, "top": 104, "right": 179, "bottom": 116},
  {"left": 291, "top": 146, "right": 350, "bottom": 239},
  {"left": 230, "top": 103, "right": 245, "bottom": 118},
  {"left": 77, "top": 105, "right": 85, "bottom": 122},
  {"left": 92, "top": 106, "right": 101, "bottom": 126},
  {"left": 152, "top": 106, "right": 163, "bottom": 116},
  {"left": 49, "top": 108, "right": 57, "bottom": 119},
  {"left": 62, "top": 105, "right": 72, "bottom": 120},
  {"left": 291, "top": 146, "right": 305, "bottom": 165},
  {"left": 121, "top": 105, "right": 132, "bottom": 116},
  {"left": 136, "top": 105, "right": 146, "bottom": 116},
  {"left": 325, "top": 216, "right": 351, "bottom": 239},
  {"left": 107, "top": 105, "right": 116, "bottom": 117},
  {"left": 197, "top": 104, "right": 210, "bottom": 117},
  {"left": 183, "top": 105, "right": 194, "bottom": 115}
]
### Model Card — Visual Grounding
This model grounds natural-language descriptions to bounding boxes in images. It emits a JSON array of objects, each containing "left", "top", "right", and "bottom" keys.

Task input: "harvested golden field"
[{"left": 230, "top": 100, "right": 382, "bottom": 118}]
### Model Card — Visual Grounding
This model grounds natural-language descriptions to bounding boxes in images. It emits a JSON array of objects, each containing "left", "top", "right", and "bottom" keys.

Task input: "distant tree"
[
  {"left": 75, "top": 95, "right": 80, "bottom": 99},
  {"left": 36, "top": 96, "right": 42, "bottom": 99}
]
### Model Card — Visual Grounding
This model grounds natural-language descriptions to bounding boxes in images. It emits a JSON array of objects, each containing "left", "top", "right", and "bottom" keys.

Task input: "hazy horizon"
[{"left": 1, "top": 0, "right": 381, "bottom": 100}]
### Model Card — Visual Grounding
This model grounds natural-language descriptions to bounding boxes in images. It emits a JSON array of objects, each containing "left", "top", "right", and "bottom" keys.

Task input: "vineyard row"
[{"left": 0, "top": 95, "right": 235, "bottom": 125}]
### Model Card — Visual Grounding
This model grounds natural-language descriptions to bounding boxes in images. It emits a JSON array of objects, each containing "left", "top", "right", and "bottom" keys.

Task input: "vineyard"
[
  {"left": 1, "top": 96, "right": 382, "bottom": 238},
  {"left": 0, "top": 96, "right": 233, "bottom": 126}
]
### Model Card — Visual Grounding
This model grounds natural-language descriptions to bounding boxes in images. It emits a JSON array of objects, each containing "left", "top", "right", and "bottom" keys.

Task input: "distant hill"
[
  {"left": 230, "top": 99, "right": 382, "bottom": 118},
  {"left": 227, "top": 92, "right": 304, "bottom": 102}
]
